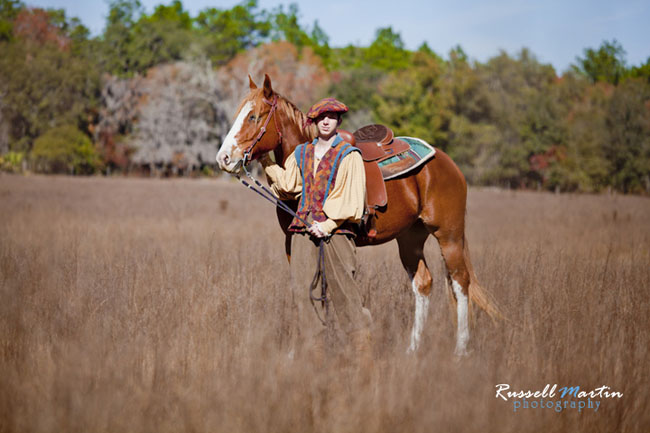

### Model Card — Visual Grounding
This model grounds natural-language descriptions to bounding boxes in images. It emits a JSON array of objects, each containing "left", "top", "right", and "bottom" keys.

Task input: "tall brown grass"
[{"left": 1, "top": 174, "right": 648, "bottom": 433}]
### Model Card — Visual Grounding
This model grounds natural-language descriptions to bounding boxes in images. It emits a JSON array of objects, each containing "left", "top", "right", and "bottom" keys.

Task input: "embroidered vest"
[{"left": 289, "top": 136, "right": 359, "bottom": 236}]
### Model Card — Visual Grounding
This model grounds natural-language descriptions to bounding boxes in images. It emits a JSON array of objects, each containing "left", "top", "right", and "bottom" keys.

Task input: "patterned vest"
[{"left": 289, "top": 135, "right": 360, "bottom": 236}]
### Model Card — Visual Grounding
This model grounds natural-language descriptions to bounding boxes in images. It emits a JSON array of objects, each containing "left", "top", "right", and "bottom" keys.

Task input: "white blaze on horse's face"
[{"left": 217, "top": 101, "right": 253, "bottom": 172}]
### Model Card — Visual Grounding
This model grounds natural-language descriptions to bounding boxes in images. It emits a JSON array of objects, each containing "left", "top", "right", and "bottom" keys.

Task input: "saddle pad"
[{"left": 378, "top": 137, "right": 436, "bottom": 180}]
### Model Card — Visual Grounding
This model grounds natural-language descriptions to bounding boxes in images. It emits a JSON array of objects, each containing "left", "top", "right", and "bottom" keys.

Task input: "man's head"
[{"left": 307, "top": 98, "right": 348, "bottom": 139}]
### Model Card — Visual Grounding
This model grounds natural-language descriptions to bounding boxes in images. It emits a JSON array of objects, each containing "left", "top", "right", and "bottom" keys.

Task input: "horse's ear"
[
  {"left": 248, "top": 74, "right": 257, "bottom": 90},
  {"left": 263, "top": 74, "right": 273, "bottom": 99}
]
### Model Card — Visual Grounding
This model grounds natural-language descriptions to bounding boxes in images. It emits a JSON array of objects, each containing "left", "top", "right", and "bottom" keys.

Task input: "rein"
[{"left": 236, "top": 163, "right": 310, "bottom": 227}]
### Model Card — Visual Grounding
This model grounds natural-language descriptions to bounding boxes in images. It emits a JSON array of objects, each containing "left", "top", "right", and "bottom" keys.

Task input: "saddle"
[
  {"left": 339, "top": 125, "right": 437, "bottom": 239},
  {"left": 353, "top": 125, "right": 411, "bottom": 164},
  {"left": 339, "top": 126, "right": 392, "bottom": 238}
]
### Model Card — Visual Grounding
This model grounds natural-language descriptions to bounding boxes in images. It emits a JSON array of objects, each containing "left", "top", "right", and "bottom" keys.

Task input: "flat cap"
[{"left": 306, "top": 97, "right": 349, "bottom": 120}]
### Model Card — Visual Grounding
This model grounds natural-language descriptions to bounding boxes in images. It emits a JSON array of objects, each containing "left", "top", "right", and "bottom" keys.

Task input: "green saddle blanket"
[{"left": 377, "top": 137, "right": 436, "bottom": 180}]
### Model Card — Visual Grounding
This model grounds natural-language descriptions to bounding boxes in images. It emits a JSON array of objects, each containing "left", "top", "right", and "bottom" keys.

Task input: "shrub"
[
  {"left": 0, "top": 151, "right": 25, "bottom": 173},
  {"left": 31, "top": 125, "right": 100, "bottom": 174}
]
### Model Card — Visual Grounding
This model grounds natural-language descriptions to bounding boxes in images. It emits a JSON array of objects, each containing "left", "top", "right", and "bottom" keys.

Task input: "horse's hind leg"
[
  {"left": 432, "top": 230, "right": 470, "bottom": 356},
  {"left": 396, "top": 222, "right": 432, "bottom": 353}
]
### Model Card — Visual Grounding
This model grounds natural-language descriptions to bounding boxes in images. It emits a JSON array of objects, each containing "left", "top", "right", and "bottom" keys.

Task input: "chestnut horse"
[{"left": 217, "top": 74, "right": 500, "bottom": 355}]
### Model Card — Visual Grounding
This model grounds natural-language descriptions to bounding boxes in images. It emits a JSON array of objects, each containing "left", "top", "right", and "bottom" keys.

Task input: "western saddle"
[{"left": 339, "top": 124, "right": 409, "bottom": 238}]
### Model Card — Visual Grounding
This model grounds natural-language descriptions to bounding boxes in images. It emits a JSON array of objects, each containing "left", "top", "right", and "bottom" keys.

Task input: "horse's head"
[{"left": 216, "top": 74, "right": 283, "bottom": 173}]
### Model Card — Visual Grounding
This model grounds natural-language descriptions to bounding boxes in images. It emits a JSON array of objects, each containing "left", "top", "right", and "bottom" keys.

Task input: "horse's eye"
[{"left": 248, "top": 114, "right": 256, "bottom": 122}]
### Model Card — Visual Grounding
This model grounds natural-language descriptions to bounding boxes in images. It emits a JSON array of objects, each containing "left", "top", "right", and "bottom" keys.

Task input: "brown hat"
[{"left": 306, "top": 98, "right": 348, "bottom": 121}]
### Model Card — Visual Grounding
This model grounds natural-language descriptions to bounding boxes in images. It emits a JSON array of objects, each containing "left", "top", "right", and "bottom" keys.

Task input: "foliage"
[
  {"left": 128, "top": 61, "right": 229, "bottom": 171},
  {"left": 128, "top": 1, "right": 195, "bottom": 70},
  {"left": 99, "top": 0, "right": 142, "bottom": 75},
  {"left": 0, "top": 0, "right": 22, "bottom": 41},
  {"left": 195, "top": 0, "right": 270, "bottom": 66},
  {"left": 328, "top": 65, "right": 385, "bottom": 114},
  {"left": 100, "top": 0, "right": 196, "bottom": 75},
  {"left": 0, "top": 150, "right": 24, "bottom": 172},
  {"left": 0, "top": 0, "right": 648, "bottom": 192},
  {"left": 0, "top": 38, "right": 100, "bottom": 152},
  {"left": 269, "top": 3, "right": 309, "bottom": 47},
  {"left": 12, "top": 7, "right": 70, "bottom": 48},
  {"left": 628, "top": 57, "right": 650, "bottom": 83},
  {"left": 374, "top": 49, "right": 447, "bottom": 145},
  {"left": 364, "top": 27, "right": 411, "bottom": 71},
  {"left": 604, "top": 79, "right": 650, "bottom": 193},
  {"left": 31, "top": 125, "right": 100, "bottom": 174},
  {"left": 93, "top": 75, "right": 143, "bottom": 172},
  {"left": 223, "top": 41, "right": 330, "bottom": 112},
  {"left": 576, "top": 39, "right": 627, "bottom": 85}
]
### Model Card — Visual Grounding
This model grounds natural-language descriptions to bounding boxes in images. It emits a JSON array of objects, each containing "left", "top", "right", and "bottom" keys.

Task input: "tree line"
[{"left": 0, "top": 0, "right": 648, "bottom": 193}]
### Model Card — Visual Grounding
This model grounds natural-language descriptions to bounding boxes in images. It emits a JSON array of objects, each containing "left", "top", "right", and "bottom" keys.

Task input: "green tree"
[
  {"left": 575, "top": 39, "right": 627, "bottom": 85},
  {"left": 0, "top": 37, "right": 99, "bottom": 152},
  {"left": 327, "top": 65, "right": 386, "bottom": 124},
  {"left": 195, "top": 0, "right": 270, "bottom": 65},
  {"left": 100, "top": 0, "right": 143, "bottom": 75},
  {"left": 0, "top": 0, "right": 23, "bottom": 41},
  {"left": 127, "top": 0, "right": 195, "bottom": 73},
  {"left": 269, "top": 3, "right": 310, "bottom": 47},
  {"left": 476, "top": 50, "right": 559, "bottom": 187},
  {"left": 604, "top": 79, "right": 650, "bottom": 193},
  {"left": 309, "top": 20, "right": 331, "bottom": 66},
  {"left": 443, "top": 46, "right": 501, "bottom": 183},
  {"left": 267, "top": 3, "right": 332, "bottom": 65},
  {"left": 374, "top": 48, "right": 446, "bottom": 145},
  {"left": 364, "top": 27, "right": 411, "bottom": 71},
  {"left": 32, "top": 125, "right": 100, "bottom": 174},
  {"left": 629, "top": 57, "right": 650, "bottom": 83},
  {"left": 546, "top": 73, "right": 609, "bottom": 192}
]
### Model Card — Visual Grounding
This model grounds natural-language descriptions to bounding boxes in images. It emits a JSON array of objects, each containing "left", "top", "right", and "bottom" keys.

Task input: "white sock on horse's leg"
[
  {"left": 451, "top": 278, "right": 469, "bottom": 356},
  {"left": 407, "top": 279, "right": 430, "bottom": 353}
]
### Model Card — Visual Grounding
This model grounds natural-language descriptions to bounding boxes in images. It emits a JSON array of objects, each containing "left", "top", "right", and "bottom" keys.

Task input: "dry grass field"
[{"left": 0, "top": 174, "right": 648, "bottom": 433}]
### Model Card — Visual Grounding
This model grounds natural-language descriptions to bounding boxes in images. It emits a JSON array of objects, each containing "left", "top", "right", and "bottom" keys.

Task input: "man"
[{"left": 260, "top": 97, "right": 372, "bottom": 365}]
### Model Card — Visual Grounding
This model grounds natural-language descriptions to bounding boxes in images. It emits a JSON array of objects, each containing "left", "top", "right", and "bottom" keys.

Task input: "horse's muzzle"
[{"left": 216, "top": 149, "right": 242, "bottom": 173}]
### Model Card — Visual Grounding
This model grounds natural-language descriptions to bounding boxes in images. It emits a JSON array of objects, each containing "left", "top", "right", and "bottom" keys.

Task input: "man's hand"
[{"left": 307, "top": 221, "right": 328, "bottom": 238}]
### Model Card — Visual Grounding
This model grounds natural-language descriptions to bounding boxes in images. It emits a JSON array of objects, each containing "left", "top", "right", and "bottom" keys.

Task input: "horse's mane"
[
  {"left": 238, "top": 89, "right": 317, "bottom": 142},
  {"left": 277, "top": 96, "right": 317, "bottom": 142}
]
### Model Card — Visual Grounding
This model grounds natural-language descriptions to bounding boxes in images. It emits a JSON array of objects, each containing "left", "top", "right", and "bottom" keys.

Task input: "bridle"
[{"left": 242, "top": 94, "right": 283, "bottom": 166}]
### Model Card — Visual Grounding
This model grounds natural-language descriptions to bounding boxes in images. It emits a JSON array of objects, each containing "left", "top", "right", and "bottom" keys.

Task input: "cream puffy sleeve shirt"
[{"left": 263, "top": 138, "right": 366, "bottom": 235}]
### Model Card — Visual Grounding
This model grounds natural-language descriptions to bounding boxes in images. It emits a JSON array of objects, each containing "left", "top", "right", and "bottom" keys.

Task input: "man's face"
[{"left": 316, "top": 112, "right": 339, "bottom": 137}]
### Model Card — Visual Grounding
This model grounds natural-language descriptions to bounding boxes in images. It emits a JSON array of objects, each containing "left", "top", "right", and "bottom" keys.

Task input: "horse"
[{"left": 216, "top": 74, "right": 501, "bottom": 356}]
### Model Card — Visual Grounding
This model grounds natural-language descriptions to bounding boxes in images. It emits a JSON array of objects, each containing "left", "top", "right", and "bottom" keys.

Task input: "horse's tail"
[{"left": 462, "top": 234, "right": 504, "bottom": 322}]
